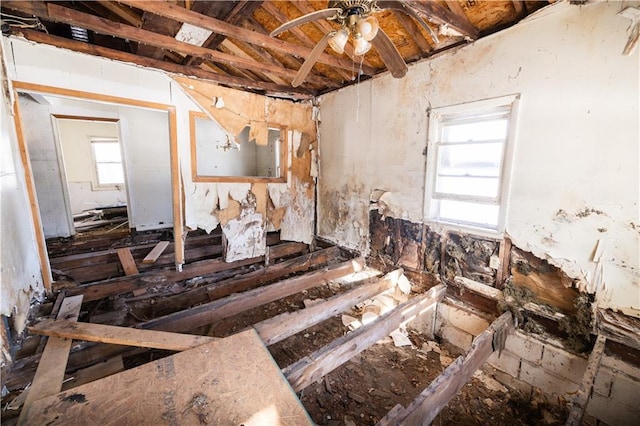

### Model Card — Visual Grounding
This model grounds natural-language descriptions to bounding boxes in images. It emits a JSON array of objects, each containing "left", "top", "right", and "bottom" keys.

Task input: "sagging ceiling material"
[{"left": 1, "top": 0, "right": 552, "bottom": 98}]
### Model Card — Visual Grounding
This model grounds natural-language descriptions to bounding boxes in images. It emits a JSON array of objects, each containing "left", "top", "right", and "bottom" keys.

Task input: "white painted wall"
[
  {"left": 118, "top": 106, "right": 173, "bottom": 230},
  {"left": 56, "top": 119, "right": 125, "bottom": 214},
  {"left": 318, "top": 2, "right": 640, "bottom": 312},
  {"left": 0, "top": 43, "right": 44, "bottom": 355},
  {"left": 18, "top": 95, "right": 71, "bottom": 237}
]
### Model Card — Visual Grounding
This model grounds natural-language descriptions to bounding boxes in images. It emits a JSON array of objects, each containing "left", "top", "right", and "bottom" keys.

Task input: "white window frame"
[
  {"left": 90, "top": 137, "right": 124, "bottom": 189},
  {"left": 424, "top": 94, "right": 520, "bottom": 234}
]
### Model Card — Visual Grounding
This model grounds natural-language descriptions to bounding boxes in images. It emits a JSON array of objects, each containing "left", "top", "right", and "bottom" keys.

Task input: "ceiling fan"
[{"left": 270, "top": 0, "right": 440, "bottom": 87}]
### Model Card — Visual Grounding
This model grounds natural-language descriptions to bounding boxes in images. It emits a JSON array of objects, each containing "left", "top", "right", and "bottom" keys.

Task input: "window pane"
[
  {"left": 93, "top": 142, "right": 122, "bottom": 163},
  {"left": 435, "top": 176, "right": 500, "bottom": 198},
  {"left": 437, "top": 143, "right": 503, "bottom": 177},
  {"left": 442, "top": 118, "right": 508, "bottom": 143},
  {"left": 96, "top": 163, "right": 124, "bottom": 185},
  {"left": 435, "top": 199, "right": 500, "bottom": 228}
]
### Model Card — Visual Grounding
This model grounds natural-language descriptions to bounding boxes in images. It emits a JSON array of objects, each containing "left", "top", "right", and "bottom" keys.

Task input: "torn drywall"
[
  {"left": 175, "top": 78, "right": 317, "bottom": 260},
  {"left": 222, "top": 212, "right": 266, "bottom": 262}
]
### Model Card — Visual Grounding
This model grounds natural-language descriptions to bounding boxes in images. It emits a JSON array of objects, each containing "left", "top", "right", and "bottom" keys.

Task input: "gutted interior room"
[{"left": 0, "top": 1, "right": 638, "bottom": 424}]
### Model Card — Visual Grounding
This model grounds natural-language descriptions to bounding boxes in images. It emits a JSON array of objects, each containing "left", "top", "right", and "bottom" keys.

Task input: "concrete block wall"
[{"left": 410, "top": 300, "right": 640, "bottom": 425}]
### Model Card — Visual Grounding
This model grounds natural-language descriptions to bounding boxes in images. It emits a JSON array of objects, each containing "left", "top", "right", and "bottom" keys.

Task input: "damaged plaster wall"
[
  {"left": 0, "top": 41, "right": 44, "bottom": 363},
  {"left": 173, "top": 77, "right": 317, "bottom": 260},
  {"left": 318, "top": 2, "right": 639, "bottom": 312}
]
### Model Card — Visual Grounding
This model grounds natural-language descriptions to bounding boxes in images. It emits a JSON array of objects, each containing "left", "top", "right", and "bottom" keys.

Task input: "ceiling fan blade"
[
  {"left": 371, "top": 28, "right": 408, "bottom": 78},
  {"left": 377, "top": 0, "right": 440, "bottom": 44},
  {"left": 270, "top": 8, "right": 342, "bottom": 37},
  {"left": 292, "top": 32, "right": 331, "bottom": 87}
]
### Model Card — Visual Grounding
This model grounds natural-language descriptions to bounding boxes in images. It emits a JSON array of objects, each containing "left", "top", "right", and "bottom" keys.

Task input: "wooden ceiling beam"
[
  {"left": 404, "top": 1, "right": 478, "bottom": 39},
  {"left": 219, "top": 39, "right": 289, "bottom": 85},
  {"left": 185, "top": 1, "right": 263, "bottom": 67},
  {"left": 14, "top": 29, "right": 315, "bottom": 99},
  {"left": 117, "top": 0, "right": 375, "bottom": 75},
  {"left": 96, "top": 1, "right": 142, "bottom": 27},
  {"left": 393, "top": 10, "right": 433, "bottom": 55},
  {"left": 4, "top": 1, "right": 337, "bottom": 88},
  {"left": 512, "top": 1, "right": 527, "bottom": 18}
]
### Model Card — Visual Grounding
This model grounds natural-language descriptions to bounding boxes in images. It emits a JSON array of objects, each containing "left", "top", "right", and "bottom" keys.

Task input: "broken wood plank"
[
  {"left": 14, "top": 29, "right": 314, "bottom": 98},
  {"left": 139, "top": 258, "right": 365, "bottom": 333},
  {"left": 62, "top": 356, "right": 124, "bottom": 391},
  {"left": 284, "top": 284, "right": 446, "bottom": 392},
  {"left": 18, "top": 295, "right": 83, "bottom": 424},
  {"left": 142, "top": 241, "right": 170, "bottom": 264},
  {"left": 453, "top": 276, "right": 504, "bottom": 301},
  {"left": 149, "top": 246, "right": 335, "bottom": 317},
  {"left": 382, "top": 312, "right": 514, "bottom": 425},
  {"left": 67, "top": 242, "right": 307, "bottom": 302},
  {"left": 255, "top": 270, "right": 396, "bottom": 345},
  {"left": 565, "top": 334, "right": 607, "bottom": 426},
  {"left": 29, "top": 319, "right": 217, "bottom": 351},
  {"left": 116, "top": 247, "right": 138, "bottom": 275},
  {"left": 21, "top": 330, "right": 313, "bottom": 425}
]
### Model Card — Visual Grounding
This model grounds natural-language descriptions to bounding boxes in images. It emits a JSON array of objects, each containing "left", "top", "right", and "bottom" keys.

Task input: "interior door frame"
[{"left": 11, "top": 81, "right": 184, "bottom": 292}]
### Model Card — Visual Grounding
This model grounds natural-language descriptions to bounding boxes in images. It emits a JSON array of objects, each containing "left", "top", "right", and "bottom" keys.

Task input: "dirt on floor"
[{"left": 3, "top": 275, "right": 570, "bottom": 426}]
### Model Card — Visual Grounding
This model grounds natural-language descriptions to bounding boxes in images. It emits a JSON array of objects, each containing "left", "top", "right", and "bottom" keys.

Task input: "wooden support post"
[
  {"left": 284, "top": 284, "right": 446, "bottom": 392},
  {"left": 29, "top": 319, "right": 217, "bottom": 351},
  {"left": 496, "top": 237, "right": 512, "bottom": 289},
  {"left": 142, "top": 241, "right": 170, "bottom": 264},
  {"left": 19, "top": 295, "right": 83, "bottom": 424},
  {"left": 380, "top": 312, "right": 514, "bottom": 426},
  {"left": 255, "top": 270, "right": 400, "bottom": 346},
  {"left": 116, "top": 247, "right": 138, "bottom": 276},
  {"left": 138, "top": 258, "right": 364, "bottom": 333},
  {"left": 566, "top": 334, "right": 607, "bottom": 426}
]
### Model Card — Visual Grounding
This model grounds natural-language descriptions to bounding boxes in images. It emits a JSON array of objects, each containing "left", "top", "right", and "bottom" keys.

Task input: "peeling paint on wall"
[{"left": 174, "top": 77, "right": 317, "bottom": 261}]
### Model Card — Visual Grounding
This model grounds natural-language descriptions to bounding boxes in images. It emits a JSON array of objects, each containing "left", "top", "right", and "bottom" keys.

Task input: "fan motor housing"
[{"left": 329, "top": 0, "right": 375, "bottom": 15}]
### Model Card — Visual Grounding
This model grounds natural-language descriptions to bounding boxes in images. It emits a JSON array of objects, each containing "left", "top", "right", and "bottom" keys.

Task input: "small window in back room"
[
  {"left": 91, "top": 138, "right": 124, "bottom": 186},
  {"left": 424, "top": 95, "right": 519, "bottom": 231}
]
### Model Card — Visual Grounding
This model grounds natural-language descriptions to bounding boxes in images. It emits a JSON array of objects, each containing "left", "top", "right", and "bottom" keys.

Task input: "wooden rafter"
[
  {"left": 392, "top": 10, "right": 433, "bottom": 55},
  {"left": 117, "top": 0, "right": 375, "bottom": 75},
  {"left": 16, "top": 29, "right": 314, "bottom": 98},
  {"left": 410, "top": 0, "right": 479, "bottom": 39},
  {"left": 95, "top": 1, "right": 142, "bottom": 27}
]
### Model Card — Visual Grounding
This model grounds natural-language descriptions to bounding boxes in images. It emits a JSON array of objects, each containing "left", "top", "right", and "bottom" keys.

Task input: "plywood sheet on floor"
[{"left": 21, "top": 329, "right": 312, "bottom": 425}]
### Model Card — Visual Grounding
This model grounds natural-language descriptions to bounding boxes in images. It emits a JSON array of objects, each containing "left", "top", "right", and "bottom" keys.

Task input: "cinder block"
[
  {"left": 487, "top": 349, "right": 521, "bottom": 377},
  {"left": 504, "top": 331, "right": 544, "bottom": 363},
  {"left": 587, "top": 393, "right": 640, "bottom": 426},
  {"left": 483, "top": 365, "right": 532, "bottom": 397},
  {"left": 593, "top": 368, "right": 613, "bottom": 397},
  {"left": 439, "top": 323, "right": 473, "bottom": 351},
  {"left": 407, "top": 303, "right": 437, "bottom": 339},
  {"left": 609, "top": 372, "right": 640, "bottom": 408},
  {"left": 601, "top": 354, "right": 640, "bottom": 380},
  {"left": 540, "top": 344, "right": 588, "bottom": 383},
  {"left": 519, "top": 360, "right": 579, "bottom": 398},
  {"left": 437, "top": 302, "right": 490, "bottom": 336}
]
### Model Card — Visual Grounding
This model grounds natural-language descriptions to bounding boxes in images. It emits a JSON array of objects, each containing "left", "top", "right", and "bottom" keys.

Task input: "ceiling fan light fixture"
[
  {"left": 328, "top": 28, "right": 350, "bottom": 54},
  {"left": 357, "top": 15, "right": 379, "bottom": 41},
  {"left": 353, "top": 34, "right": 372, "bottom": 56}
]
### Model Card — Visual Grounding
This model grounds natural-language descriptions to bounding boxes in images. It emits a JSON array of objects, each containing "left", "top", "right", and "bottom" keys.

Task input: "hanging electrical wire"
[{"left": 1, "top": 11, "right": 48, "bottom": 34}]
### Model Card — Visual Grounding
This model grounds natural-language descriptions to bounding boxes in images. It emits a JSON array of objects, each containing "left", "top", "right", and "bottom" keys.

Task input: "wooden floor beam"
[
  {"left": 379, "top": 311, "right": 514, "bottom": 425},
  {"left": 138, "top": 258, "right": 364, "bottom": 333},
  {"left": 148, "top": 246, "right": 337, "bottom": 317},
  {"left": 255, "top": 270, "right": 399, "bottom": 346},
  {"left": 66, "top": 242, "right": 307, "bottom": 302},
  {"left": 284, "top": 284, "right": 446, "bottom": 392}
]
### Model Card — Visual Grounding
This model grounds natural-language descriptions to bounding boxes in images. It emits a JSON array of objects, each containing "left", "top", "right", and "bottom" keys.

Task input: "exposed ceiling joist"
[{"left": 117, "top": 0, "right": 376, "bottom": 75}]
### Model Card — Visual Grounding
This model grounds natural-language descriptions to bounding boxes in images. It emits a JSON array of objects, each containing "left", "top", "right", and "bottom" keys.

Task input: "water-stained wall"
[{"left": 318, "top": 2, "right": 639, "bottom": 314}]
